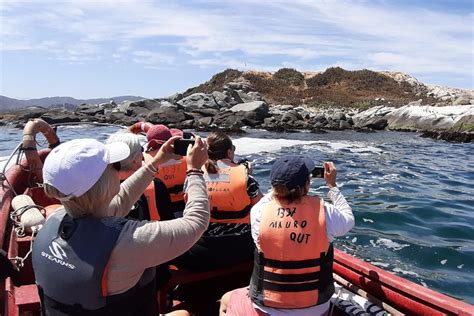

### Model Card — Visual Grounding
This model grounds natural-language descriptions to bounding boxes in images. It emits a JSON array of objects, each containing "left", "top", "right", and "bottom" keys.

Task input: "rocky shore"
[{"left": 1, "top": 68, "right": 473, "bottom": 143}]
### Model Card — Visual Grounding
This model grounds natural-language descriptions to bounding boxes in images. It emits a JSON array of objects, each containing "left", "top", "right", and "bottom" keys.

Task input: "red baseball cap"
[
  {"left": 146, "top": 124, "right": 172, "bottom": 152},
  {"left": 170, "top": 128, "right": 183, "bottom": 137}
]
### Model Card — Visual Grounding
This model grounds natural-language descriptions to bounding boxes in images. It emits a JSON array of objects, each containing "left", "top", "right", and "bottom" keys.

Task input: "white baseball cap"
[{"left": 43, "top": 138, "right": 130, "bottom": 200}]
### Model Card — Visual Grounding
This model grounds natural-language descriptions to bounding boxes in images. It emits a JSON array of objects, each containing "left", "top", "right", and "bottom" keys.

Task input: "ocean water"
[{"left": 1, "top": 124, "right": 473, "bottom": 304}]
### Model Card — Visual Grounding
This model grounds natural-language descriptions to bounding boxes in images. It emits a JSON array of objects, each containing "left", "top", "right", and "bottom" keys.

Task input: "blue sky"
[{"left": 1, "top": 0, "right": 473, "bottom": 99}]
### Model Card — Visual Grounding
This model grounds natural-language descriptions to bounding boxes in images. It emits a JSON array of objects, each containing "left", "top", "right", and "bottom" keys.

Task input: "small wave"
[
  {"left": 233, "top": 137, "right": 319, "bottom": 156},
  {"left": 369, "top": 238, "right": 410, "bottom": 251},
  {"left": 327, "top": 141, "right": 382, "bottom": 154},
  {"left": 392, "top": 267, "right": 420, "bottom": 277},
  {"left": 371, "top": 261, "right": 390, "bottom": 268}
]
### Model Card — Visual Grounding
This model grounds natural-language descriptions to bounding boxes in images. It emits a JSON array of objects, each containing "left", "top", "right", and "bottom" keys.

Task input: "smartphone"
[
  {"left": 182, "top": 132, "right": 195, "bottom": 139},
  {"left": 311, "top": 167, "right": 325, "bottom": 178},
  {"left": 174, "top": 139, "right": 195, "bottom": 156}
]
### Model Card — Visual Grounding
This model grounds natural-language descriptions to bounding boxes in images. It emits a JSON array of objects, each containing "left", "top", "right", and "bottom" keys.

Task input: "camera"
[
  {"left": 311, "top": 167, "right": 325, "bottom": 178},
  {"left": 173, "top": 139, "right": 196, "bottom": 156}
]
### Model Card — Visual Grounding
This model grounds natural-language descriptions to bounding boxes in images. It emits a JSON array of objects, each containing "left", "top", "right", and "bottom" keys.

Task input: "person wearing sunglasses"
[
  {"left": 171, "top": 131, "right": 263, "bottom": 272},
  {"left": 32, "top": 137, "right": 209, "bottom": 315}
]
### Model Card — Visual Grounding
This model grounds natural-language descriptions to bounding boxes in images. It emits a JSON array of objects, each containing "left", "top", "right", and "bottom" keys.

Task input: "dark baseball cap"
[{"left": 270, "top": 155, "right": 315, "bottom": 190}]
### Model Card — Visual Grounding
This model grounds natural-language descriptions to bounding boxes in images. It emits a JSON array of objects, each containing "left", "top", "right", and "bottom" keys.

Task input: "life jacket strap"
[
  {"left": 263, "top": 270, "right": 321, "bottom": 283},
  {"left": 167, "top": 184, "right": 184, "bottom": 194},
  {"left": 210, "top": 205, "right": 251, "bottom": 220},
  {"left": 257, "top": 252, "right": 326, "bottom": 269},
  {"left": 262, "top": 280, "right": 321, "bottom": 292}
]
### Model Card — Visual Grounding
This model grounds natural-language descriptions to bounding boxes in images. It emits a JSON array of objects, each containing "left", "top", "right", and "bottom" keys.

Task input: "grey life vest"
[{"left": 32, "top": 209, "right": 156, "bottom": 315}]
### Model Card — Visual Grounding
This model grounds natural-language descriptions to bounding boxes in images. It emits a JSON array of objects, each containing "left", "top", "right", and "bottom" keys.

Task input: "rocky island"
[{"left": 1, "top": 67, "right": 473, "bottom": 142}]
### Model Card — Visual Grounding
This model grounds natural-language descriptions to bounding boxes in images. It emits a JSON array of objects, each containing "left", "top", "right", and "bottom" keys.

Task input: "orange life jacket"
[
  {"left": 154, "top": 158, "right": 187, "bottom": 205},
  {"left": 204, "top": 160, "right": 251, "bottom": 224},
  {"left": 143, "top": 181, "right": 160, "bottom": 221},
  {"left": 249, "top": 195, "right": 334, "bottom": 309}
]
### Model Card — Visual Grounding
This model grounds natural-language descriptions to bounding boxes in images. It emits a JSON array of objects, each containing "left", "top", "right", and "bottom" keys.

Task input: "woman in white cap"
[
  {"left": 220, "top": 155, "right": 354, "bottom": 316},
  {"left": 31, "top": 136, "right": 209, "bottom": 316}
]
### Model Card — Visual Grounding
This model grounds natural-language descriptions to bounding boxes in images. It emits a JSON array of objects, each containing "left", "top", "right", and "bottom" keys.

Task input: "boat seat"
[
  {"left": 157, "top": 261, "right": 253, "bottom": 313},
  {"left": 15, "top": 284, "right": 40, "bottom": 311}
]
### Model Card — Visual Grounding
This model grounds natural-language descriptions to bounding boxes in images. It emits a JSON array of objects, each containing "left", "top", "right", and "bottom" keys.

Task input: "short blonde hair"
[
  {"left": 44, "top": 166, "right": 117, "bottom": 217},
  {"left": 106, "top": 130, "right": 143, "bottom": 171}
]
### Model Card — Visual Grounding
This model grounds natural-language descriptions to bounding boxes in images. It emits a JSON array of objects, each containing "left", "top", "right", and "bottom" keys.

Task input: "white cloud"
[
  {"left": 132, "top": 50, "right": 176, "bottom": 69},
  {"left": 0, "top": 0, "right": 472, "bottom": 87}
]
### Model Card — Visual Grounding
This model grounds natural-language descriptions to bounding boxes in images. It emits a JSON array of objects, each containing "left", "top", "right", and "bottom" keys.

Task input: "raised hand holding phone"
[
  {"left": 185, "top": 136, "right": 208, "bottom": 170},
  {"left": 324, "top": 161, "right": 337, "bottom": 188},
  {"left": 174, "top": 139, "right": 196, "bottom": 156}
]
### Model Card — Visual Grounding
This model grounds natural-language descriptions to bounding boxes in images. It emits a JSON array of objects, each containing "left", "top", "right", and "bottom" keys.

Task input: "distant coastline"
[{"left": 0, "top": 95, "right": 144, "bottom": 112}]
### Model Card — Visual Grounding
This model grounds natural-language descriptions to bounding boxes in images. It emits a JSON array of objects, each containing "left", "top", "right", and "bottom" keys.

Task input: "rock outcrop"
[{"left": 1, "top": 67, "right": 473, "bottom": 142}]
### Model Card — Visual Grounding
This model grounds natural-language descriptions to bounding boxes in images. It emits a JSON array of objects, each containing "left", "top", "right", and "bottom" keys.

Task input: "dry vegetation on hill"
[{"left": 185, "top": 67, "right": 438, "bottom": 109}]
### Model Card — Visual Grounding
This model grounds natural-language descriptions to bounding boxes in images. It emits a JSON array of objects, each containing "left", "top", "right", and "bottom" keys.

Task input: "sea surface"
[{"left": 1, "top": 124, "right": 473, "bottom": 304}]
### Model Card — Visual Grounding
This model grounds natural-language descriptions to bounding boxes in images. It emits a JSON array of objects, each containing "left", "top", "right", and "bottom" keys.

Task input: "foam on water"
[
  {"left": 371, "top": 262, "right": 390, "bottom": 268},
  {"left": 392, "top": 267, "right": 420, "bottom": 277},
  {"left": 369, "top": 238, "right": 410, "bottom": 251},
  {"left": 232, "top": 137, "right": 319, "bottom": 156},
  {"left": 233, "top": 137, "right": 383, "bottom": 156}
]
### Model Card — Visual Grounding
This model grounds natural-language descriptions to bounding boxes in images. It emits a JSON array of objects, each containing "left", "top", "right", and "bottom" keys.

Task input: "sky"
[{"left": 0, "top": 0, "right": 473, "bottom": 100}]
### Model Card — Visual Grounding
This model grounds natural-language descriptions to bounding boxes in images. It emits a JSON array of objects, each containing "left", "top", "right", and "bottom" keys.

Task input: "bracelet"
[
  {"left": 22, "top": 147, "right": 37, "bottom": 151},
  {"left": 48, "top": 141, "right": 61, "bottom": 149},
  {"left": 146, "top": 163, "right": 159, "bottom": 174},
  {"left": 186, "top": 168, "right": 204, "bottom": 175}
]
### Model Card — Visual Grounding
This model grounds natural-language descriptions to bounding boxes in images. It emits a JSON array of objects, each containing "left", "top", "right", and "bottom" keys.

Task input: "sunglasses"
[{"left": 232, "top": 145, "right": 236, "bottom": 151}]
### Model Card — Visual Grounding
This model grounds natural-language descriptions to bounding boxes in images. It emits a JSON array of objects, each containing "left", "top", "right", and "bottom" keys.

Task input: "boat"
[{"left": 1, "top": 120, "right": 473, "bottom": 316}]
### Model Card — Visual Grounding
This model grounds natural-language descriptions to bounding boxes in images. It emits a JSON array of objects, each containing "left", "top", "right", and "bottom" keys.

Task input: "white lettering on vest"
[{"left": 41, "top": 251, "right": 76, "bottom": 270}]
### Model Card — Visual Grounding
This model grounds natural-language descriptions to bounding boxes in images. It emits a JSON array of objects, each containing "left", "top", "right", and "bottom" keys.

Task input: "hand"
[
  {"left": 237, "top": 158, "right": 253, "bottom": 174},
  {"left": 150, "top": 136, "right": 181, "bottom": 166},
  {"left": 128, "top": 125, "right": 140, "bottom": 134},
  {"left": 186, "top": 136, "right": 208, "bottom": 170},
  {"left": 324, "top": 161, "right": 337, "bottom": 188}
]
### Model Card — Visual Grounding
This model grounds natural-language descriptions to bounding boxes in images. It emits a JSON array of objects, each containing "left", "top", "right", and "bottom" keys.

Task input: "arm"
[
  {"left": 325, "top": 187, "right": 354, "bottom": 241},
  {"left": 247, "top": 175, "right": 263, "bottom": 206},
  {"left": 250, "top": 192, "right": 273, "bottom": 249},
  {"left": 107, "top": 135, "right": 182, "bottom": 217},
  {"left": 106, "top": 136, "right": 210, "bottom": 294},
  {"left": 112, "top": 173, "right": 209, "bottom": 267},
  {"left": 106, "top": 165, "right": 155, "bottom": 217},
  {"left": 106, "top": 173, "right": 209, "bottom": 295},
  {"left": 322, "top": 161, "right": 354, "bottom": 241}
]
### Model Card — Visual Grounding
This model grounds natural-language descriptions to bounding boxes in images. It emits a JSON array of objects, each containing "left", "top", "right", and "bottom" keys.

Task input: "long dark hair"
[{"left": 205, "top": 131, "right": 233, "bottom": 174}]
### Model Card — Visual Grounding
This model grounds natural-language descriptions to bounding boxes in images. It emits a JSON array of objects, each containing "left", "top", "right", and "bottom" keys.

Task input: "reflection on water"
[{"left": 1, "top": 125, "right": 473, "bottom": 303}]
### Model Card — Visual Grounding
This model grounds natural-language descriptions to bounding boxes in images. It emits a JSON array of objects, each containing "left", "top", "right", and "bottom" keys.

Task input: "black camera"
[
  {"left": 173, "top": 139, "right": 196, "bottom": 156},
  {"left": 311, "top": 167, "right": 325, "bottom": 178}
]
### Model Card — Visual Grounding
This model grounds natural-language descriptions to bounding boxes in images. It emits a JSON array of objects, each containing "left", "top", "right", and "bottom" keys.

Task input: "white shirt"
[{"left": 250, "top": 187, "right": 354, "bottom": 315}]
